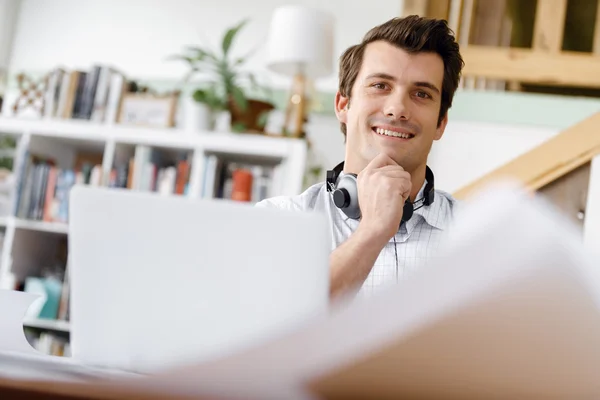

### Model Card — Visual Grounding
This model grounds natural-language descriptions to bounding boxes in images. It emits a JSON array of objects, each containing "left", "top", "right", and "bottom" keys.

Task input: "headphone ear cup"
[
  {"left": 402, "top": 199, "right": 413, "bottom": 223},
  {"left": 333, "top": 174, "right": 361, "bottom": 220}
]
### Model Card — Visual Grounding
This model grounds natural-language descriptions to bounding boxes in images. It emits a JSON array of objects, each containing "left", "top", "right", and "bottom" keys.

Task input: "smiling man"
[{"left": 257, "top": 15, "right": 465, "bottom": 300}]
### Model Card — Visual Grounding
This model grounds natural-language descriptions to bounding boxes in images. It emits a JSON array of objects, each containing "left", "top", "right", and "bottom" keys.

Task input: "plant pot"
[
  {"left": 229, "top": 99, "right": 275, "bottom": 133},
  {"left": 182, "top": 96, "right": 214, "bottom": 132}
]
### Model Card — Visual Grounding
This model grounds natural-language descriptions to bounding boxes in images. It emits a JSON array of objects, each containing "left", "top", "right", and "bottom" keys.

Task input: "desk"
[{"left": 0, "top": 350, "right": 139, "bottom": 382}]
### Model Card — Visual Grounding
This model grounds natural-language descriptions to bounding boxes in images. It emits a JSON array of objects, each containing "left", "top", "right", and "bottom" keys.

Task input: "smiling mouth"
[{"left": 373, "top": 127, "right": 414, "bottom": 139}]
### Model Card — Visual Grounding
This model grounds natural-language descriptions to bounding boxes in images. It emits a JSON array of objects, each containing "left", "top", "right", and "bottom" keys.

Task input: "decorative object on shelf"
[
  {"left": 0, "top": 135, "right": 16, "bottom": 217},
  {"left": 229, "top": 97, "right": 274, "bottom": 134},
  {"left": 169, "top": 19, "right": 275, "bottom": 134},
  {"left": 11, "top": 72, "right": 48, "bottom": 119},
  {"left": 265, "top": 6, "right": 334, "bottom": 138},
  {"left": 231, "top": 169, "right": 254, "bottom": 202},
  {"left": 181, "top": 94, "right": 214, "bottom": 132},
  {"left": 118, "top": 90, "right": 179, "bottom": 128}
]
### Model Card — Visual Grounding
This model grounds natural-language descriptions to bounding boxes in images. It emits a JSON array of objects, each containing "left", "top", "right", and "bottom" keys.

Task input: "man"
[{"left": 256, "top": 15, "right": 464, "bottom": 300}]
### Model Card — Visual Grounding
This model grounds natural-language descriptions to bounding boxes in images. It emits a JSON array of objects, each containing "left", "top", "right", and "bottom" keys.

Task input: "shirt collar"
[{"left": 409, "top": 181, "right": 448, "bottom": 231}]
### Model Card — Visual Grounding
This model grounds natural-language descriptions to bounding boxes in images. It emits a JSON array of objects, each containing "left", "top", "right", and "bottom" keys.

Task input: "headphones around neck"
[{"left": 326, "top": 161, "right": 435, "bottom": 225}]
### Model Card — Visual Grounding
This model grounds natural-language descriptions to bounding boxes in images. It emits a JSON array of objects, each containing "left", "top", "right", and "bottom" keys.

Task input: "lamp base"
[{"left": 284, "top": 73, "right": 308, "bottom": 139}]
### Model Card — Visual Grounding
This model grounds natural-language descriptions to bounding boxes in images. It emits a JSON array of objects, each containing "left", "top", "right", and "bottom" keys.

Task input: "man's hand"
[
  {"left": 357, "top": 153, "right": 412, "bottom": 241},
  {"left": 329, "top": 153, "right": 412, "bottom": 300}
]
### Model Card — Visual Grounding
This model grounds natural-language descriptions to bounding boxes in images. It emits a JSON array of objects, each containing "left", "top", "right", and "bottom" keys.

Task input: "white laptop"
[{"left": 67, "top": 186, "right": 330, "bottom": 374}]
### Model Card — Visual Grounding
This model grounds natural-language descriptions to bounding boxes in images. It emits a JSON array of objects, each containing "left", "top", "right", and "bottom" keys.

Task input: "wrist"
[{"left": 354, "top": 220, "right": 393, "bottom": 249}]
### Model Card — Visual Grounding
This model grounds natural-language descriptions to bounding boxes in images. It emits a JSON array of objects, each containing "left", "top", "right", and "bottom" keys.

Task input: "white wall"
[
  {"left": 8, "top": 0, "right": 402, "bottom": 92},
  {"left": 0, "top": 0, "right": 20, "bottom": 70},
  {"left": 429, "top": 120, "right": 558, "bottom": 194},
  {"left": 584, "top": 155, "right": 600, "bottom": 253}
]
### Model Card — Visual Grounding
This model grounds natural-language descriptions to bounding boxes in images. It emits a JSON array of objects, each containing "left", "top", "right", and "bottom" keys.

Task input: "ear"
[
  {"left": 334, "top": 91, "right": 349, "bottom": 124},
  {"left": 434, "top": 112, "right": 448, "bottom": 141}
]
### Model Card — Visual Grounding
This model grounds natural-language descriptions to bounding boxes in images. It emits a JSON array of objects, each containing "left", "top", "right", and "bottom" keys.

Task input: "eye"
[
  {"left": 415, "top": 90, "right": 431, "bottom": 99},
  {"left": 371, "top": 82, "right": 389, "bottom": 90}
]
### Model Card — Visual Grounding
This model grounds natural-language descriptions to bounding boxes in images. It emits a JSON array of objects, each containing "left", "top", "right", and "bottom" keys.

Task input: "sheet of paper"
[
  {"left": 144, "top": 181, "right": 600, "bottom": 399},
  {"left": 0, "top": 290, "right": 41, "bottom": 355},
  {"left": 0, "top": 289, "right": 139, "bottom": 383}
]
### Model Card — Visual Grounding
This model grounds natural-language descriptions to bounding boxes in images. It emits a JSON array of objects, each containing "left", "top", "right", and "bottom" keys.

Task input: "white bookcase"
[{"left": 0, "top": 116, "right": 307, "bottom": 353}]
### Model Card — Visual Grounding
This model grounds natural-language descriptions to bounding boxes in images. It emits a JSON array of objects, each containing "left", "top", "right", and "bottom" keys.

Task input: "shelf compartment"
[
  {"left": 9, "top": 229, "right": 68, "bottom": 283},
  {"left": 13, "top": 135, "right": 105, "bottom": 225},
  {"left": 108, "top": 142, "right": 193, "bottom": 196},
  {"left": 200, "top": 152, "right": 283, "bottom": 203}
]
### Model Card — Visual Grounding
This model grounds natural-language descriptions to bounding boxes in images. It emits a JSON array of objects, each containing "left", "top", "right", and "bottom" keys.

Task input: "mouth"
[{"left": 372, "top": 127, "right": 415, "bottom": 140}]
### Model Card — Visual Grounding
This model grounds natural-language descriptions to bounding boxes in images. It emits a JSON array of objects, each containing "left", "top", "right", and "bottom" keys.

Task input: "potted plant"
[{"left": 170, "top": 19, "right": 274, "bottom": 133}]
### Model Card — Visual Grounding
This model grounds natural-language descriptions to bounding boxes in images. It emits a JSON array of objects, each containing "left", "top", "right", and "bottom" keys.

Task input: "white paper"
[
  {"left": 145, "top": 181, "right": 600, "bottom": 399},
  {"left": 0, "top": 289, "right": 41, "bottom": 355},
  {"left": 0, "top": 289, "right": 139, "bottom": 383}
]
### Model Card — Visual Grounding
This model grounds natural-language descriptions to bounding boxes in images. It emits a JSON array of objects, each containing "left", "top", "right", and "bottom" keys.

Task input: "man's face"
[{"left": 335, "top": 40, "right": 447, "bottom": 174}]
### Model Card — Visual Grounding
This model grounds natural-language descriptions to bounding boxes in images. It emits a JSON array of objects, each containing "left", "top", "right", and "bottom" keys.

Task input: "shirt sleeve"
[
  {"left": 255, "top": 196, "right": 306, "bottom": 212},
  {"left": 254, "top": 183, "right": 323, "bottom": 212}
]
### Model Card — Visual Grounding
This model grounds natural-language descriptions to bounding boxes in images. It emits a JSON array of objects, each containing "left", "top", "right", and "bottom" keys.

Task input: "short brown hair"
[{"left": 338, "top": 15, "right": 464, "bottom": 136}]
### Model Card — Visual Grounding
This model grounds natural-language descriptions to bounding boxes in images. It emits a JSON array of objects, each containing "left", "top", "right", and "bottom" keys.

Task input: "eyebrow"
[
  {"left": 414, "top": 81, "right": 440, "bottom": 94},
  {"left": 365, "top": 73, "right": 441, "bottom": 95}
]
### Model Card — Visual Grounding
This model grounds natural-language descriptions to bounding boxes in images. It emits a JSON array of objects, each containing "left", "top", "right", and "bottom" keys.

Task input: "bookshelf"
[{"left": 0, "top": 116, "right": 308, "bottom": 356}]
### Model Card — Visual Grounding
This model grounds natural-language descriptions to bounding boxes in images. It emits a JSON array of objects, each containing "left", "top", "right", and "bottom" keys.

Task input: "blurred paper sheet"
[
  {"left": 0, "top": 289, "right": 139, "bottom": 383},
  {"left": 147, "top": 182, "right": 600, "bottom": 399},
  {"left": 0, "top": 290, "right": 40, "bottom": 355}
]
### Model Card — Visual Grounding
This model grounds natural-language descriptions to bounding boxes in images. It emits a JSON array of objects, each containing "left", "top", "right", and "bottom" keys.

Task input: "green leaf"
[
  {"left": 192, "top": 89, "right": 208, "bottom": 103},
  {"left": 222, "top": 19, "right": 248, "bottom": 57},
  {"left": 232, "top": 122, "right": 247, "bottom": 132},
  {"left": 257, "top": 110, "right": 270, "bottom": 128},
  {"left": 187, "top": 47, "right": 218, "bottom": 62},
  {"left": 192, "top": 87, "right": 226, "bottom": 111},
  {"left": 230, "top": 85, "right": 248, "bottom": 111}
]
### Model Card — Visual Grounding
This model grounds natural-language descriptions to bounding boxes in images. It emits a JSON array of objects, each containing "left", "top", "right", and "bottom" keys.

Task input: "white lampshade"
[{"left": 265, "top": 5, "right": 334, "bottom": 79}]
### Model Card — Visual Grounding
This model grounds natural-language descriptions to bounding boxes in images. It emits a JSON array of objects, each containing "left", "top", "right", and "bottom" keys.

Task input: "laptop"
[{"left": 67, "top": 186, "right": 330, "bottom": 374}]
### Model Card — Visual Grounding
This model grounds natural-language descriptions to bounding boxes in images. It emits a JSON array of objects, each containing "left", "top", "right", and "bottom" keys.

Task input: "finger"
[
  {"left": 365, "top": 153, "right": 398, "bottom": 170},
  {"left": 390, "top": 179, "right": 412, "bottom": 200},
  {"left": 378, "top": 175, "right": 412, "bottom": 197},
  {"left": 376, "top": 165, "right": 407, "bottom": 174},
  {"left": 378, "top": 172, "right": 411, "bottom": 182}
]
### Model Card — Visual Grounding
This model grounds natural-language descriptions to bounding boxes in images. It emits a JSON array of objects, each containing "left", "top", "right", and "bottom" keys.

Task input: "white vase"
[
  {"left": 182, "top": 96, "right": 213, "bottom": 132},
  {"left": 214, "top": 110, "right": 232, "bottom": 132}
]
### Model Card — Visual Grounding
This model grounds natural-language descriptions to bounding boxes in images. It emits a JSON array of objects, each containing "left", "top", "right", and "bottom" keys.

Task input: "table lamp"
[{"left": 265, "top": 5, "right": 334, "bottom": 138}]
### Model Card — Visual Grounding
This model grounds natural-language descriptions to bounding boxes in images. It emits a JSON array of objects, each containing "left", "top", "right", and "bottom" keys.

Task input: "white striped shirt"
[{"left": 256, "top": 180, "right": 458, "bottom": 298}]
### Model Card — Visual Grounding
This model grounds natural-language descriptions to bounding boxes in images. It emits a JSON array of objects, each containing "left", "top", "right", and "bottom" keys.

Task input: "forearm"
[{"left": 329, "top": 225, "right": 389, "bottom": 300}]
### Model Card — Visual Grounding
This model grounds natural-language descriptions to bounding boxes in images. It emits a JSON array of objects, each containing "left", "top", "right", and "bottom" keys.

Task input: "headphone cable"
[{"left": 393, "top": 234, "right": 399, "bottom": 283}]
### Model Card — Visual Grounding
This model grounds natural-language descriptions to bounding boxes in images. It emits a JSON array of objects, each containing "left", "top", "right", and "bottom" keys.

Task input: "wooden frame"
[
  {"left": 402, "top": 0, "right": 600, "bottom": 89},
  {"left": 118, "top": 92, "right": 179, "bottom": 128},
  {"left": 460, "top": 45, "right": 600, "bottom": 88}
]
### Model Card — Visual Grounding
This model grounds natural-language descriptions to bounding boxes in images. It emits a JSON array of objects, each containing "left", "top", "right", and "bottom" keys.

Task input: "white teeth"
[{"left": 375, "top": 128, "right": 411, "bottom": 139}]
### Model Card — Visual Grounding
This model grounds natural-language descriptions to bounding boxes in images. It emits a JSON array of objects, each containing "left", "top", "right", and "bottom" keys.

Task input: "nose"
[{"left": 383, "top": 91, "right": 410, "bottom": 120}]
